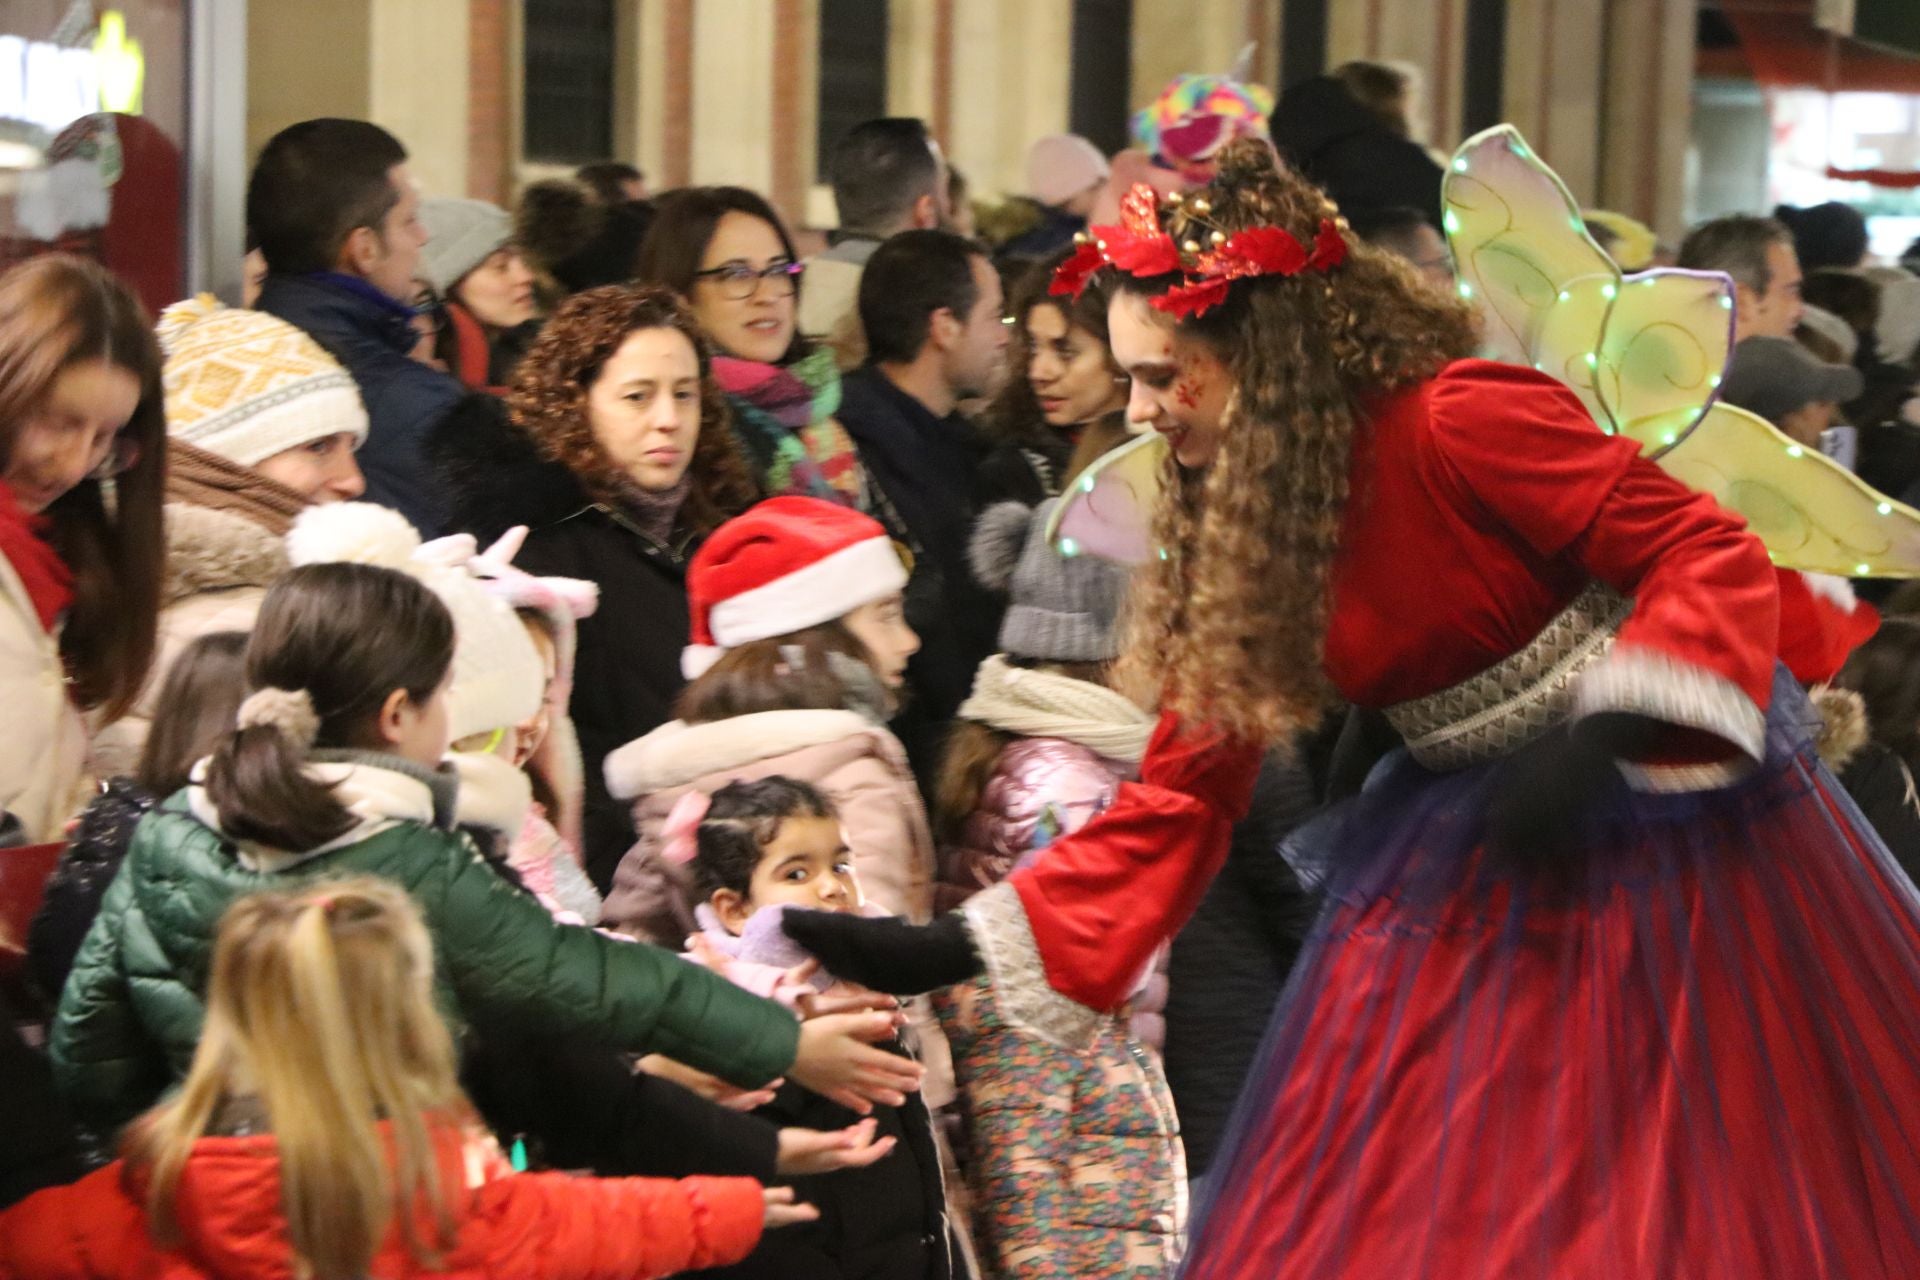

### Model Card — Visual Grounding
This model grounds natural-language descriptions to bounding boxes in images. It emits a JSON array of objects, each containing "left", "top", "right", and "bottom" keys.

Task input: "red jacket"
[{"left": 0, "top": 1131, "right": 763, "bottom": 1280}]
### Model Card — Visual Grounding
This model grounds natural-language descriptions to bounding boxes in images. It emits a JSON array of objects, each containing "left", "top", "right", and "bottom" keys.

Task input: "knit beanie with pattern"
[{"left": 157, "top": 296, "right": 367, "bottom": 468}]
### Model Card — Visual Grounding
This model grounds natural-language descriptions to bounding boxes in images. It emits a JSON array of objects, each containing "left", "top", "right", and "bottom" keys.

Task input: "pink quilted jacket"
[
  {"left": 943, "top": 737, "right": 1169, "bottom": 1049},
  {"left": 944, "top": 737, "right": 1132, "bottom": 896}
]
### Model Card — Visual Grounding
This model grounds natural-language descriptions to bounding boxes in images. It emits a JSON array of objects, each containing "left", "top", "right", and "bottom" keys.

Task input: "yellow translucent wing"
[
  {"left": 1445, "top": 124, "right": 1733, "bottom": 459},
  {"left": 1657, "top": 404, "right": 1920, "bottom": 578},
  {"left": 1044, "top": 431, "right": 1170, "bottom": 566}
]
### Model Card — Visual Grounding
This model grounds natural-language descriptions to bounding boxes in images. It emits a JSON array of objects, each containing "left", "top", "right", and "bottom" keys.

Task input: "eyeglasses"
[
  {"left": 693, "top": 260, "right": 804, "bottom": 301},
  {"left": 86, "top": 432, "right": 141, "bottom": 480}
]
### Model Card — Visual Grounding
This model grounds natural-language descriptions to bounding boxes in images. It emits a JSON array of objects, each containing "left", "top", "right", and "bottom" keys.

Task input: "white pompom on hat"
[
  {"left": 286, "top": 503, "right": 544, "bottom": 744},
  {"left": 682, "top": 496, "right": 909, "bottom": 680}
]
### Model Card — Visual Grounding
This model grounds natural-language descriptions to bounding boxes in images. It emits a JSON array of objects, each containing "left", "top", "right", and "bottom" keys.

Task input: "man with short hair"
[
  {"left": 249, "top": 118, "right": 468, "bottom": 533},
  {"left": 799, "top": 117, "right": 950, "bottom": 344},
  {"left": 1677, "top": 214, "right": 1805, "bottom": 342},
  {"left": 838, "top": 229, "right": 1008, "bottom": 778}
]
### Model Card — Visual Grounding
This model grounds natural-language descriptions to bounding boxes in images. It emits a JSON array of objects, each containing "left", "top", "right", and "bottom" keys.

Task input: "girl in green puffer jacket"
[{"left": 50, "top": 561, "right": 923, "bottom": 1131}]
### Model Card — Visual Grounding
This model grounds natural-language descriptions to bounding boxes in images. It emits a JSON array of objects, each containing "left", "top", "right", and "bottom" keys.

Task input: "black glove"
[
  {"left": 1483, "top": 714, "right": 1659, "bottom": 882},
  {"left": 781, "top": 910, "right": 982, "bottom": 996}
]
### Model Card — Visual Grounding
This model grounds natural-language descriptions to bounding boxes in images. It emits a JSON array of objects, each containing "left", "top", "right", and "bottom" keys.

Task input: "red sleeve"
[
  {"left": 1426, "top": 361, "right": 1779, "bottom": 757},
  {"left": 477, "top": 1171, "right": 764, "bottom": 1278},
  {"left": 1775, "top": 569, "right": 1879, "bottom": 686},
  {"left": 1001, "top": 715, "right": 1262, "bottom": 1017},
  {"left": 0, "top": 1165, "right": 150, "bottom": 1279}
]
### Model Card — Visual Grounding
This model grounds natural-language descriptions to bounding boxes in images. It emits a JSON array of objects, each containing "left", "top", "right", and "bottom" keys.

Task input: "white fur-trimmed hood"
[{"left": 604, "top": 709, "right": 880, "bottom": 799}]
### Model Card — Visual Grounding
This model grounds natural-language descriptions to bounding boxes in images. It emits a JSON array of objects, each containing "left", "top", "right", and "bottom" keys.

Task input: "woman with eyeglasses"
[
  {"left": 638, "top": 187, "right": 873, "bottom": 511},
  {"left": 0, "top": 255, "right": 166, "bottom": 843}
]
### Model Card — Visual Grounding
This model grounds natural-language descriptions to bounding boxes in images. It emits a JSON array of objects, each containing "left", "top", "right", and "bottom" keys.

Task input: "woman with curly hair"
[
  {"left": 432, "top": 285, "right": 760, "bottom": 886},
  {"left": 975, "top": 248, "right": 1133, "bottom": 507},
  {"left": 785, "top": 138, "right": 1920, "bottom": 1277}
]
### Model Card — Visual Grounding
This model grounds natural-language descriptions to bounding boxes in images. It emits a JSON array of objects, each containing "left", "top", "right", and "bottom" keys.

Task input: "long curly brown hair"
[
  {"left": 1109, "top": 139, "right": 1479, "bottom": 743},
  {"left": 505, "top": 284, "right": 759, "bottom": 535}
]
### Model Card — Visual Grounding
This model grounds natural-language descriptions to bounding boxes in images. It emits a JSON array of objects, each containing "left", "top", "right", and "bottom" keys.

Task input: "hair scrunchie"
[
  {"left": 236, "top": 686, "right": 321, "bottom": 749},
  {"left": 658, "top": 789, "right": 712, "bottom": 865}
]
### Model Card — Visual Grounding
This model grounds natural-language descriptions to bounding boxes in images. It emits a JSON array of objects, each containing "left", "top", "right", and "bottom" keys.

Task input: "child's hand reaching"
[
  {"left": 776, "top": 1117, "right": 899, "bottom": 1175},
  {"left": 636, "top": 1054, "right": 780, "bottom": 1112},
  {"left": 788, "top": 1011, "right": 925, "bottom": 1113},
  {"left": 761, "top": 1186, "right": 821, "bottom": 1230}
]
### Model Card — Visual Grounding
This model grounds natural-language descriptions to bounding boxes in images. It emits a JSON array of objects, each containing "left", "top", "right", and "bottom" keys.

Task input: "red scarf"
[{"left": 0, "top": 481, "right": 74, "bottom": 633}]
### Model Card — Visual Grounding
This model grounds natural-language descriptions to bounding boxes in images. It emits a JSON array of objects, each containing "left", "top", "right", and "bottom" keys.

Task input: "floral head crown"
[{"left": 1050, "top": 182, "right": 1348, "bottom": 320}]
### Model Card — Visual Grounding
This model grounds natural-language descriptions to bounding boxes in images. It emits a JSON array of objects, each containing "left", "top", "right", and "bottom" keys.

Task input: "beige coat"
[
  {"left": 601, "top": 708, "right": 936, "bottom": 945},
  {"left": 0, "top": 549, "right": 89, "bottom": 843},
  {"left": 88, "top": 504, "right": 284, "bottom": 779}
]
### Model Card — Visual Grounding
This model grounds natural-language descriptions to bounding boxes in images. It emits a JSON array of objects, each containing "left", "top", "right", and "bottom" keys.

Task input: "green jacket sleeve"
[
  {"left": 408, "top": 838, "right": 800, "bottom": 1087},
  {"left": 48, "top": 865, "right": 173, "bottom": 1127}
]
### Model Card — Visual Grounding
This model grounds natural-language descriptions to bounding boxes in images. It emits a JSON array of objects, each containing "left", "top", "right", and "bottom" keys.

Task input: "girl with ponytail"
[
  {"left": 50, "top": 559, "right": 925, "bottom": 1140},
  {"left": 5, "top": 878, "right": 805, "bottom": 1278}
]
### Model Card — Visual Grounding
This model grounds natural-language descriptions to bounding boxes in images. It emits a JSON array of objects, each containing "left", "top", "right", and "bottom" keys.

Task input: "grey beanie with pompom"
[{"left": 969, "top": 499, "right": 1131, "bottom": 661}]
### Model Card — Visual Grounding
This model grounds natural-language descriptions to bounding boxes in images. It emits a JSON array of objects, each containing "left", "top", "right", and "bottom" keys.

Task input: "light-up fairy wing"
[
  {"left": 1043, "top": 431, "right": 1170, "bottom": 565},
  {"left": 1445, "top": 125, "right": 1732, "bottom": 459},
  {"left": 1657, "top": 404, "right": 1920, "bottom": 577}
]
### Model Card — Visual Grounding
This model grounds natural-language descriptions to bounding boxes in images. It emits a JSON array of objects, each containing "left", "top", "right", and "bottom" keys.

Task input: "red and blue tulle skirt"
[{"left": 1183, "top": 673, "right": 1920, "bottom": 1279}]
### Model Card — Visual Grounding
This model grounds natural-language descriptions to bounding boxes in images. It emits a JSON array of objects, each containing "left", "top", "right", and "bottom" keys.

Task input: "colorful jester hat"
[
  {"left": 1131, "top": 47, "right": 1276, "bottom": 184},
  {"left": 1048, "top": 123, "right": 1920, "bottom": 580},
  {"left": 1445, "top": 123, "right": 1920, "bottom": 578}
]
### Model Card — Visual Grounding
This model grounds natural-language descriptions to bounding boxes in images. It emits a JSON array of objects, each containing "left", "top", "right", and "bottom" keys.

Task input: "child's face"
[
  {"left": 510, "top": 621, "right": 559, "bottom": 767},
  {"left": 841, "top": 593, "right": 919, "bottom": 688},
  {"left": 712, "top": 814, "right": 863, "bottom": 934}
]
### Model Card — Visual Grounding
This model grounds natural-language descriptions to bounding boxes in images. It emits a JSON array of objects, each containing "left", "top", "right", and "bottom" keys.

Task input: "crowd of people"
[{"left": 5, "top": 53, "right": 1920, "bottom": 1280}]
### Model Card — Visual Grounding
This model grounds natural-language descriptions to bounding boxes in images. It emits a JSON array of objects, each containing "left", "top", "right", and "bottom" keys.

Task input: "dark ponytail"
[{"left": 203, "top": 564, "right": 455, "bottom": 852}]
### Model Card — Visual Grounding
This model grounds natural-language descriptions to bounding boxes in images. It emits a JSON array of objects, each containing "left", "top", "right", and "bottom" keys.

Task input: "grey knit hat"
[
  {"left": 419, "top": 197, "right": 512, "bottom": 296},
  {"left": 970, "top": 499, "right": 1129, "bottom": 661},
  {"left": 1722, "top": 335, "right": 1864, "bottom": 425}
]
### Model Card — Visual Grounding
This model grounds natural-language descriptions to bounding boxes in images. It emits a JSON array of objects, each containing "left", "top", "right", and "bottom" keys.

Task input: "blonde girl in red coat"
[{"left": 0, "top": 877, "right": 812, "bottom": 1280}]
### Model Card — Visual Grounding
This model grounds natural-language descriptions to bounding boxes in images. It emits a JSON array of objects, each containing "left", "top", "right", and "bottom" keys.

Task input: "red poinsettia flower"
[
  {"left": 1219, "top": 225, "right": 1309, "bottom": 278},
  {"left": 1117, "top": 183, "right": 1164, "bottom": 237},
  {"left": 1307, "top": 219, "right": 1349, "bottom": 270},
  {"left": 1049, "top": 241, "right": 1107, "bottom": 298},
  {"left": 1153, "top": 277, "right": 1231, "bottom": 320}
]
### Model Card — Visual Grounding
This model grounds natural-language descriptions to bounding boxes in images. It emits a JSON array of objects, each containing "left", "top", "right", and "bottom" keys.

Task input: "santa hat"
[{"left": 683, "top": 497, "right": 908, "bottom": 679}]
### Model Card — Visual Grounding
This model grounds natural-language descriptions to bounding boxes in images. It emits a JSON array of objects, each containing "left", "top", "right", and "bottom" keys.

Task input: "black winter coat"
[
  {"left": 1271, "top": 76, "right": 1446, "bottom": 227},
  {"left": 257, "top": 273, "right": 469, "bottom": 534},
  {"left": 0, "top": 990, "right": 87, "bottom": 1210},
  {"left": 689, "top": 1071, "right": 954, "bottom": 1280},
  {"left": 431, "top": 395, "right": 702, "bottom": 891},
  {"left": 26, "top": 778, "right": 154, "bottom": 1005},
  {"left": 1164, "top": 751, "right": 1319, "bottom": 1178},
  {"left": 839, "top": 368, "right": 1003, "bottom": 786},
  {"left": 1841, "top": 743, "right": 1920, "bottom": 888}
]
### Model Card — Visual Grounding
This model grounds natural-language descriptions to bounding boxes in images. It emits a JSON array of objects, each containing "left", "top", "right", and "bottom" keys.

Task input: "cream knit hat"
[
  {"left": 286, "top": 503, "right": 544, "bottom": 745},
  {"left": 157, "top": 296, "right": 368, "bottom": 468}
]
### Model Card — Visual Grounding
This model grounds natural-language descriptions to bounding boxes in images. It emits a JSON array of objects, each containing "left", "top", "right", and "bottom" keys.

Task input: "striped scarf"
[{"left": 713, "top": 347, "right": 866, "bottom": 508}]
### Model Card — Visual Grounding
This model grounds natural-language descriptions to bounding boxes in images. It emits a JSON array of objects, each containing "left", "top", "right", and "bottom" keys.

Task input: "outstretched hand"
[
  {"left": 787, "top": 1011, "right": 924, "bottom": 1114},
  {"left": 776, "top": 1117, "right": 898, "bottom": 1176},
  {"left": 761, "top": 1186, "right": 820, "bottom": 1230}
]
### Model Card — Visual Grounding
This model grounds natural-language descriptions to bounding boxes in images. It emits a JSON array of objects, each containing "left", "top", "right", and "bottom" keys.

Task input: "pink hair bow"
[{"left": 659, "top": 790, "right": 712, "bottom": 865}]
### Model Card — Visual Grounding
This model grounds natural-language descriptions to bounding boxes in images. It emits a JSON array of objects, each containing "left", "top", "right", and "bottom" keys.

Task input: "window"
[
  {"left": 523, "top": 0, "right": 615, "bottom": 164},
  {"left": 1070, "top": 0, "right": 1132, "bottom": 157},
  {"left": 816, "top": 0, "right": 889, "bottom": 182}
]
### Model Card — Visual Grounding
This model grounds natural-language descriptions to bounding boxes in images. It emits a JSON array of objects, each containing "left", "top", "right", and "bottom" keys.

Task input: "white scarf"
[{"left": 958, "top": 654, "right": 1154, "bottom": 763}]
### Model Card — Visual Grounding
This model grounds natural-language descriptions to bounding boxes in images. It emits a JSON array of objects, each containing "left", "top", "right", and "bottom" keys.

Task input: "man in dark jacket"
[
  {"left": 249, "top": 118, "right": 473, "bottom": 534},
  {"left": 1270, "top": 74, "right": 1445, "bottom": 229},
  {"left": 838, "top": 230, "right": 1009, "bottom": 784}
]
